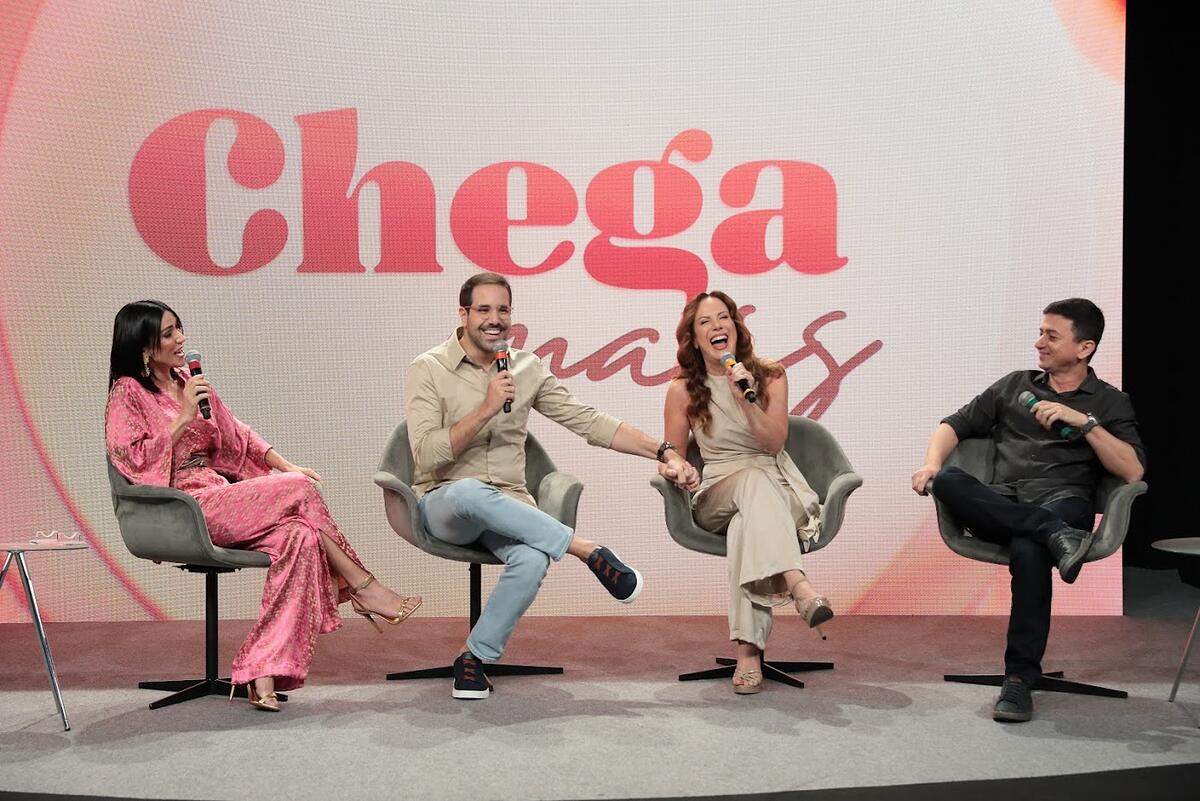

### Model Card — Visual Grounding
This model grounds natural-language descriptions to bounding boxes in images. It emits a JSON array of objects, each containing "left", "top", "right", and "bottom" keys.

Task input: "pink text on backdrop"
[
  {"left": 128, "top": 108, "right": 848, "bottom": 296},
  {"left": 510, "top": 306, "right": 882, "bottom": 420}
]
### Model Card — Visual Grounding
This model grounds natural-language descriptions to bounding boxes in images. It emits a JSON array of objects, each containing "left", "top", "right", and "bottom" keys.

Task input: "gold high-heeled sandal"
[
  {"left": 229, "top": 680, "right": 281, "bottom": 712},
  {"left": 732, "top": 669, "right": 763, "bottom": 695},
  {"left": 790, "top": 578, "right": 834, "bottom": 639},
  {"left": 348, "top": 574, "right": 422, "bottom": 633}
]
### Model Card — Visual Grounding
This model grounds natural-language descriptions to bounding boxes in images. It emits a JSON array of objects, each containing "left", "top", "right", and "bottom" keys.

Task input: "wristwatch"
[
  {"left": 1080, "top": 413, "right": 1099, "bottom": 435},
  {"left": 656, "top": 441, "right": 676, "bottom": 463}
]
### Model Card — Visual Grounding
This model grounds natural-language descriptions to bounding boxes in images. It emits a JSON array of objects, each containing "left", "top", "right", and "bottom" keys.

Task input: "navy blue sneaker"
[
  {"left": 587, "top": 546, "right": 644, "bottom": 603},
  {"left": 452, "top": 652, "right": 491, "bottom": 700}
]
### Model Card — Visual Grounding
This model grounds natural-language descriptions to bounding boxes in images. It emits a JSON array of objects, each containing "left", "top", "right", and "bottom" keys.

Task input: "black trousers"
[{"left": 931, "top": 467, "right": 1093, "bottom": 685}]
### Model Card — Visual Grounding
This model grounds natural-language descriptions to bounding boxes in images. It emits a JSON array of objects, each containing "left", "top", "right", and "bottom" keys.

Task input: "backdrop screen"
[{"left": 0, "top": 1, "right": 1126, "bottom": 622}]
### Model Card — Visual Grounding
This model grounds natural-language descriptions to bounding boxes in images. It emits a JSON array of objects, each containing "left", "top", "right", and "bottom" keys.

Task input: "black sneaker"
[
  {"left": 993, "top": 676, "right": 1033, "bottom": 722},
  {"left": 452, "top": 652, "right": 491, "bottom": 700},
  {"left": 587, "top": 546, "right": 644, "bottom": 603},
  {"left": 1047, "top": 526, "right": 1095, "bottom": 584}
]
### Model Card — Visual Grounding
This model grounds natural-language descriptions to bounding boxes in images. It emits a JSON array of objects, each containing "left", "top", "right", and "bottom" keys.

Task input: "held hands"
[
  {"left": 1030, "top": 400, "right": 1088, "bottom": 432},
  {"left": 484, "top": 370, "right": 516, "bottom": 417},
  {"left": 660, "top": 455, "right": 701, "bottom": 492}
]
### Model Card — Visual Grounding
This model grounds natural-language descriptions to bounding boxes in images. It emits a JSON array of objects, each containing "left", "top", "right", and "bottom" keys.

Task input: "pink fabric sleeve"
[
  {"left": 207, "top": 388, "right": 273, "bottom": 481},
  {"left": 105, "top": 378, "right": 173, "bottom": 486}
]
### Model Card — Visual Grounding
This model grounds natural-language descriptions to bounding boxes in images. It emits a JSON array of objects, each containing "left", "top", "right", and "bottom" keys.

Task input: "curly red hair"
[{"left": 674, "top": 291, "right": 782, "bottom": 434}]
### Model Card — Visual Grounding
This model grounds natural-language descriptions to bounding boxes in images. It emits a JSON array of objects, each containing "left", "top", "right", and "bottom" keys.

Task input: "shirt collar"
[{"left": 1033, "top": 366, "right": 1100, "bottom": 395}]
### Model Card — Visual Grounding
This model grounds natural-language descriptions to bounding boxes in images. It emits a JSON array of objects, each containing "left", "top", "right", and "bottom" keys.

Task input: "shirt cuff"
[{"left": 587, "top": 414, "right": 623, "bottom": 449}]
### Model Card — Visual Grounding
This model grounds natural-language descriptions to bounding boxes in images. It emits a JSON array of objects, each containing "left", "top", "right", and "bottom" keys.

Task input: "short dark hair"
[
  {"left": 1043, "top": 298, "right": 1105, "bottom": 361},
  {"left": 109, "top": 300, "right": 181, "bottom": 392},
  {"left": 459, "top": 272, "right": 512, "bottom": 308}
]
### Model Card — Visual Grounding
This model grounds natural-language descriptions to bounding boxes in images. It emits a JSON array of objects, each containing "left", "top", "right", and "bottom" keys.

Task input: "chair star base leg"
[
  {"left": 944, "top": 671, "right": 1127, "bottom": 699},
  {"left": 139, "top": 678, "right": 289, "bottom": 709},
  {"left": 680, "top": 655, "right": 836, "bottom": 689},
  {"left": 386, "top": 663, "right": 563, "bottom": 681}
]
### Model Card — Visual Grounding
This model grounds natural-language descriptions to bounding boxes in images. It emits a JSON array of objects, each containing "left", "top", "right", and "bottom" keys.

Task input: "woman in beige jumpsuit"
[{"left": 661, "top": 291, "right": 833, "bottom": 694}]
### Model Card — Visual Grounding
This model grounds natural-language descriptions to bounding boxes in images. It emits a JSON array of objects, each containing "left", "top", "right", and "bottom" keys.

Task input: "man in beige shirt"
[{"left": 406, "top": 272, "right": 698, "bottom": 699}]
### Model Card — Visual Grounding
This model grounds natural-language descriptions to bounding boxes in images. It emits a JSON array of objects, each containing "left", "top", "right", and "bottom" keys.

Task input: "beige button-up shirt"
[{"left": 406, "top": 330, "right": 623, "bottom": 505}]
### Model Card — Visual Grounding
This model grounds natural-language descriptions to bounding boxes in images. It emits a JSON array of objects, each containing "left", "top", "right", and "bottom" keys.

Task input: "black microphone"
[
  {"left": 493, "top": 340, "right": 512, "bottom": 413},
  {"left": 184, "top": 349, "right": 212, "bottom": 420},
  {"left": 1017, "top": 390, "right": 1073, "bottom": 439},
  {"left": 719, "top": 352, "right": 757, "bottom": 404}
]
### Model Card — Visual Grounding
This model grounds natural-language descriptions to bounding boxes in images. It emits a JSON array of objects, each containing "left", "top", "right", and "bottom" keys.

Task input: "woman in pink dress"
[{"left": 106, "top": 300, "right": 421, "bottom": 711}]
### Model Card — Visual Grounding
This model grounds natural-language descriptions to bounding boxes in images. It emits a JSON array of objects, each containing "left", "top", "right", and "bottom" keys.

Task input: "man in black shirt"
[{"left": 912, "top": 298, "right": 1145, "bottom": 722}]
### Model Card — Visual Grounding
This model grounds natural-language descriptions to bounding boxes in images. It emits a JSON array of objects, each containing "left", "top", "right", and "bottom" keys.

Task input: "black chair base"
[
  {"left": 385, "top": 563, "right": 563, "bottom": 684},
  {"left": 944, "top": 670, "right": 1127, "bottom": 699},
  {"left": 680, "top": 656, "right": 835, "bottom": 689},
  {"left": 139, "top": 567, "right": 294, "bottom": 709},
  {"left": 139, "top": 678, "right": 289, "bottom": 709},
  {"left": 387, "top": 663, "right": 563, "bottom": 681}
]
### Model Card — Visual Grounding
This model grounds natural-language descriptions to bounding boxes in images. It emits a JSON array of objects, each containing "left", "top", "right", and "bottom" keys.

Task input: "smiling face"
[
  {"left": 457, "top": 282, "right": 513, "bottom": 362},
  {"left": 1035, "top": 313, "right": 1093, "bottom": 372},
  {"left": 692, "top": 295, "right": 738, "bottom": 370},
  {"left": 146, "top": 310, "right": 186, "bottom": 371}
]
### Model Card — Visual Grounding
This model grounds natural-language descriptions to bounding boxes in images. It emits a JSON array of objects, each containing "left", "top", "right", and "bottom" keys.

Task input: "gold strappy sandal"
[{"left": 348, "top": 574, "right": 422, "bottom": 633}]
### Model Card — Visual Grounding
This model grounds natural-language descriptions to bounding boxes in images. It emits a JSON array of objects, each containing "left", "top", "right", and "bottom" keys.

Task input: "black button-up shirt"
[{"left": 942, "top": 369, "right": 1144, "bottom": 507}]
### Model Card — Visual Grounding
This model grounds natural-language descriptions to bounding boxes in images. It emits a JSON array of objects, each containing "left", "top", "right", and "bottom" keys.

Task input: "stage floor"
[{"left": 2, "top": 597, "right": 1199, "bottom": 801}]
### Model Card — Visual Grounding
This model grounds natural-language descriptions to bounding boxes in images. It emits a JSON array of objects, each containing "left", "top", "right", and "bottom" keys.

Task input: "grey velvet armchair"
[
  {"left": 106, "top": 459, "right": 283, "bottom": 709},
  {"left": 930, "top": 437, "right": 1148, "bottom": 698},
  {"left": 374, "top": 420, "right": 582, "bottom": 681},
  {"left": 650, "top": 415, "right": 863, "bottom": 688}
]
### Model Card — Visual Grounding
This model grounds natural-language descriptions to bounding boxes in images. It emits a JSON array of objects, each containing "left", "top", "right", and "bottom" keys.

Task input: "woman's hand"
[
  {"left": 724, "top": 360, "right": 757, "bottom": 402},
  {"left": 281, "top": 463, "right": 323, "bottom": 483},
  {"left": 179, "top": 375, "right": 211, "bottom": 421}
]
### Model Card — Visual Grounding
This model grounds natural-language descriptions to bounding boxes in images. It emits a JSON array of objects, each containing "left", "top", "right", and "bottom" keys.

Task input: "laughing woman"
[
  {"left": 105, "top": 300, "right": 421, "bottom": 711},
  {"left": 662, "top": 291, "right": 833, "bottom": 695}
]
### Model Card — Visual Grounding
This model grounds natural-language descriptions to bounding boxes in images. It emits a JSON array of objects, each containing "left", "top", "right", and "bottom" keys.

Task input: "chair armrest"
[
  {"left": 650, "top": 474, "right": 726, "bottom": 556},
  {"left": 537, "top": 471, "right": 584, "bottom": 529},
  {"left": 374, "top": 470, "right": 425, "bottom": 544},
  {"left": 374, "top": 470, "right": 502, "bottom": 565},
  {"left": 812, "top": 471, "right": 863, "bottom": 549},
  {"left": 1088, "top": 480, "right": 1149, "bottom": 561},
  {"left": 109, "top": 482, "right": 268, "bottom": 568}
]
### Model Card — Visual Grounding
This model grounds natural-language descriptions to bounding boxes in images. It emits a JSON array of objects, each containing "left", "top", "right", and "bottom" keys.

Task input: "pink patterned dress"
[{"left": 105, "top": 369, "right": 366, "bottom": 691}]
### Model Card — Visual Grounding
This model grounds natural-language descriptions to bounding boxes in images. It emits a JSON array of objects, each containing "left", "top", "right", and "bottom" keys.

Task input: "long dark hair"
[
  {"left": 108, "top": 300, "right": 182, "bottom": 393},
  {"left": 674, "top": 291, "right": 782, "bottom": 434}
]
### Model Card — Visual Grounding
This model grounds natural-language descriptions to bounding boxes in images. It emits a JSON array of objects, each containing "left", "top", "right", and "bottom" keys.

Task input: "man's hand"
[
  {"left": 482, "top": 370, "right": 515, "bottom": 417},
  {"left": 661, "top": 456, "right": 700, "bottom": 492},
  {"left": 1031, "top": 400, "right": 1088, "bottom": 432},
  {"left": 911, "top": 464, "right": 940, "bottom": 495}
]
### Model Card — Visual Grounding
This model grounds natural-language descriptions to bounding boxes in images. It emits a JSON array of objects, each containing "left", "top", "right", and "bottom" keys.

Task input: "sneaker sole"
[
  {"left": 615, "top": 568, "right": 644, "bottom": 604},
  {"left": 993, "top": 709, "right": 1032, "bottom": 722},
  {"left": 451, "top": 687, "right": 490, "bottom": 700}
]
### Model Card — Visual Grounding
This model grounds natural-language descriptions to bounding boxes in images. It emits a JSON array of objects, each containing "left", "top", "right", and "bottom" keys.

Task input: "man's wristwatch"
[
  {"left": 656, "top": 441, "right": 676, "bottom": 463},
  {"left": 1080, "top": 413, "right": 1099, "bottom": 435}
]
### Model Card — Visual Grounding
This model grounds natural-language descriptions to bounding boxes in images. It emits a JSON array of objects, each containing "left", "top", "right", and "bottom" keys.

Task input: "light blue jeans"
[{"left": 419, "top": 479, "right": 573, "bottom": 661}]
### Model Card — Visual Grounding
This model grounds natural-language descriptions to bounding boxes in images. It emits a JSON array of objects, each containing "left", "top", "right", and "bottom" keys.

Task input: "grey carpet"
[{"left": 3, "top": 593, "right": 1200, "bottom": 801}]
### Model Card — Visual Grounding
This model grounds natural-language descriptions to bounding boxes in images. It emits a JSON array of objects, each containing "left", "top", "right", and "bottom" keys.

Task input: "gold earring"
[{"left": 141, "top": 353, "right": 150, "bottom": 377}]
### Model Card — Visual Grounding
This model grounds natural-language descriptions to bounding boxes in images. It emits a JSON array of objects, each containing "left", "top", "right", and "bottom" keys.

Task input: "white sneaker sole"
[
  {"left": 452, "top": 687, "right": 490, "bottom": 700},
  {"left": 616, "top": 568, "right": 644, "bottom": 604}
]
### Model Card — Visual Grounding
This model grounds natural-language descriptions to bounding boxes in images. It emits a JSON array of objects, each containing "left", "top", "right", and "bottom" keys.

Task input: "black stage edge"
[
  {"left": 1123, "top": 4, "right": 1188, "bottom": 566},
  {"left": 3, "top": 763, "right": 1200, "bottom": 801}
]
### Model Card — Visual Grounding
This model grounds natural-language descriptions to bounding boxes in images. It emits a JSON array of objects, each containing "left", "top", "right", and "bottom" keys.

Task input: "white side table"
[{"left": 1, "top": 540, "right": 89, "bottom": 731}]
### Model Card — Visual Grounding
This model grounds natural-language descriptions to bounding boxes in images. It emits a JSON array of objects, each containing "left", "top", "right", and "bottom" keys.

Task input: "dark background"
[{"left": 1123, "top": 5, "right": 1188, "bottom": 566}]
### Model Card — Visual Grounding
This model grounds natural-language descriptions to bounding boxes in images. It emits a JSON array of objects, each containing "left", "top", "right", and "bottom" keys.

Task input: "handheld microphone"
[
  {"left": 184, "top": 349, "right": 212, "bottom": 420},
  {"left": 719, "top": 352, "right": 757, "bottom": 404},
  {"left": 1017, "top": 390, "right": 1072, "bottom": 439},
  {"left": 492, "top": 341, "right": 512, "bottom": 413}
]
